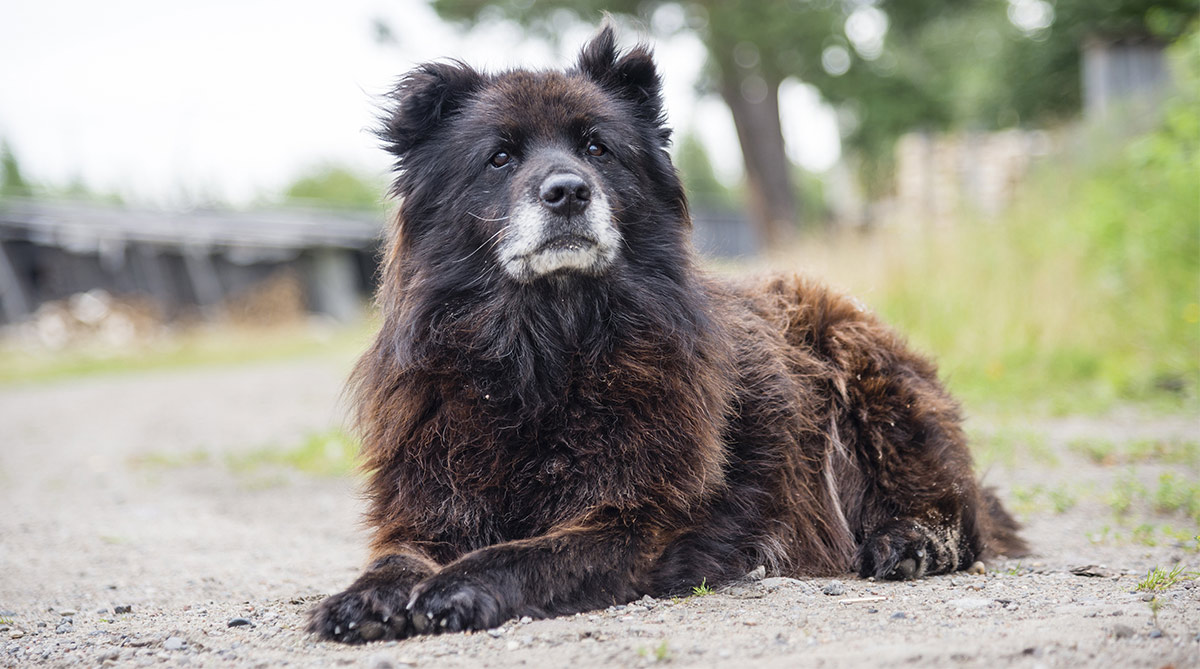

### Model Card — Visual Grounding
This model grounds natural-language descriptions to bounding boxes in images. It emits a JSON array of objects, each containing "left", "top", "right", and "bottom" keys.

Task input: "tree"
[
  {"left": 283, "top": 164, "right": 385, "bottom": 210},
  {"left": 0, "top": 140, "right": 33, "bottom": 200}
]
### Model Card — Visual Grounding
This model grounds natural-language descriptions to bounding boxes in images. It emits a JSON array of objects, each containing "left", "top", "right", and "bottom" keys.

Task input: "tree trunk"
[{"left": 717, "top": 71, "right": 798, "bottom": 248}]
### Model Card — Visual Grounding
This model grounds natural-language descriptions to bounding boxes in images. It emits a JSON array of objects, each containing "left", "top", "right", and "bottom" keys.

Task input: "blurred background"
[{"left": 0, "top": 0, "right": 1196, "bottom": 416}]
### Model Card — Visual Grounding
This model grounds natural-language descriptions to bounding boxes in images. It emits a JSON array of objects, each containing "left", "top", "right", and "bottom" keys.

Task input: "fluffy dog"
[{"left": 309, "top": 25, "right": 1024, "bottom": 643}]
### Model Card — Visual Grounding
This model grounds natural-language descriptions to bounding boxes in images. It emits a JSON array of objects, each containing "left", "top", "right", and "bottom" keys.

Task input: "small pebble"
[
  {"left": 164, "top": 636, "right": 185, "bottom": 651},
  {"left": 55, "top": 623, "right": 73, "bottom": 634},
  {"left": 227, "top": 618, "right": 254, "bottom": 628},
  {"left": 114, "top": 606, "right": 132, "bottom": 614},
  {"left": 488, "top": 628, "right": 505, "bottom": 638},
  {"left": 9, "top": 630, "right": 23, "bottom": 639},
  {"left": 890, "top": 612, "right": 908, "bottom": 620},
  {"left": 1111, "top": 624, "right": 1136, "bottom": 639},
  {"left": 519, "top": 616, "right": 532, "bottom": 624},
  {"left": 59, "top": 610, "right": 77, "bottom": 617},
  {"left": 1148, "top": 629, "right": 1163, "bottom": 639},
  {"left": 967, "top": 561, "right": 986, "bottom": 576},
  {"left": 822, "top": 581, "right": 846, "bottom": 596}
]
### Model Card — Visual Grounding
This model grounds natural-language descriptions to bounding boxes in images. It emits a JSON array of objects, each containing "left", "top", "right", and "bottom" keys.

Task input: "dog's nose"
[{"left": 539, "top": 174, "right": 591, "bottom": 216}]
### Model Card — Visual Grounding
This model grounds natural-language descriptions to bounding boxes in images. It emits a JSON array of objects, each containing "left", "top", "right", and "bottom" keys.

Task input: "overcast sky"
[{"left": 0, "top": 0, "right": 840, "bottom": 208}]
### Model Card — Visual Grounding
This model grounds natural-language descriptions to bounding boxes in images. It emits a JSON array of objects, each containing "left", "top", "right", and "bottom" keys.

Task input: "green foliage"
[
  {"left": 283, "top": 164, "right": 385, "bottom": 211},
  {"left": 1136, "top": 563, "right": 1199, "bottom": 592},
  {"left": 0, "top": 140, "right": 32, "bottom": 199},
  {"left": 674, "top": 132, "right": 738, "bottom": 211},
  {"left": 691, "top": 578, "right": 714, "bottom": 596},
  {"left": 872, "top": 38, "right": 1198, "bottom": 413},
  {"left": 228, "top": 428, "right": 360, "bottom": 477}
]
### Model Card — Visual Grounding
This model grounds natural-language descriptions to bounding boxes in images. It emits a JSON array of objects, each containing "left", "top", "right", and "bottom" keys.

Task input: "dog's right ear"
[{"left": 379, "top": 61, "right": 483, "bottom": 160}]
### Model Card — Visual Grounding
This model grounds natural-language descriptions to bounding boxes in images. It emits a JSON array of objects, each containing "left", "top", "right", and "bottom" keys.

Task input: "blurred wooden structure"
[
  {"left": 0, "top": 200, "right": 381, "bottom": 326},
  {"left": 1082, "top": 34, "right": 1169, "bottom": 120},
  {"left": 891, "top": 129, "right": 1053, "bottom": 226}
]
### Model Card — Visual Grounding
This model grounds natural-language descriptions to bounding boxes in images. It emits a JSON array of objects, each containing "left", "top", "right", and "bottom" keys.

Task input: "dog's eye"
[
  {"left": 489, "top": 151, "right": 511, "bottom": 168},
  {"left": 586, "top": 142, "right": 606, "bottom": 157}
]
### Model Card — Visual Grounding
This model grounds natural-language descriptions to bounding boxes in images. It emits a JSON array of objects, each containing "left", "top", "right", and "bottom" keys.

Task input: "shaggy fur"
[{"left": 308, "top": 26, "right": 1025, "bottom": 643}]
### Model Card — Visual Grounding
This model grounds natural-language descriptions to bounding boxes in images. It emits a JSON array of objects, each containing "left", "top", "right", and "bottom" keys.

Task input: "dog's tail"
[{"left": 980, "top": 487, "right": 1029, "bottom": 558}]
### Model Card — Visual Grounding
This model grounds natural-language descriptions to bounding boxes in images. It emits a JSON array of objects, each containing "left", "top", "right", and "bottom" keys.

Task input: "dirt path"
[{"left": 1, "top": 358, "right": 1197, "bottom": 668}]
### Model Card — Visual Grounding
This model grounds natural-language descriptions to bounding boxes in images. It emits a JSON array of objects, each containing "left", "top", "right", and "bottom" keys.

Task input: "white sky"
[{"left": 0, "top": 0, "right": 840, "bottom": 208}]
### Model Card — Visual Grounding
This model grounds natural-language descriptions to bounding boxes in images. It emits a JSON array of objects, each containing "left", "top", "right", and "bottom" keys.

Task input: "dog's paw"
[
  {"left": 406, "top": 573, "right": 507, "bottom": 634},
  {"left": 857, "top": 520, "right": 956, "bottom": 580},
  {"left": 307, "top": 584, "right": 412, "bottom": 644}
]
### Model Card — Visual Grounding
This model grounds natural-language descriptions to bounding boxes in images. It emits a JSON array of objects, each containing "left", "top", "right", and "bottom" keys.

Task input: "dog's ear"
[
  {"left": 577, "top": 24, "right": 667, "bottom": 134},
  {"left": 379, "top": 61, "right": 483, "bottom": 159}
]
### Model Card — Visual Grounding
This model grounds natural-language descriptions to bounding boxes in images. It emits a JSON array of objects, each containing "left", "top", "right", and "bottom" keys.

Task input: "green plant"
[
  {"left": 1135, "top": 564, "right": 1199, "bottom": 592},
  {"left": 692, "top": 578, "right": 714, "bottom": 596},
  {"left": 227, "top": 428, "right": 361, "bottom": 477}
]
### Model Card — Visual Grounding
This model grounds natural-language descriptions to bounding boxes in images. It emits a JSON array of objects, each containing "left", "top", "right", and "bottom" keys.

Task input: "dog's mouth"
[{"left": 534, "top": 234, "right": 598, "bottom": 255}]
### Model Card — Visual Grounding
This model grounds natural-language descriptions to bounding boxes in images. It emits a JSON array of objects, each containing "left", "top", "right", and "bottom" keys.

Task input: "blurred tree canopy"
[
  {"left": 423, "top": 0, "right": 1196, "bottom": 237},
  {"left": 1, "top": 140, "right": 33, "bottom": 200},
  {"left": 283, "top": 165, "right": 384, "bottom": 211}
]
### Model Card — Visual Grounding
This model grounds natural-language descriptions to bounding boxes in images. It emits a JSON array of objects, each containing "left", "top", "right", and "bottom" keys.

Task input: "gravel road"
[{"left": 1, "top": 356, "right": 1197, "bottom": 668}]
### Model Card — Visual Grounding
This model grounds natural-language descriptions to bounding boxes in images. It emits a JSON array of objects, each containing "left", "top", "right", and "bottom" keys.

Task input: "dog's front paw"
[
  {"left": 406, "top": 573, "right": 508, "bottom": 634},
  {"left": 857, "top": 520, "right": 954, "bottom": 580},
  {"left": 307, "top": 583, "right": 412, "bottom": 643}
]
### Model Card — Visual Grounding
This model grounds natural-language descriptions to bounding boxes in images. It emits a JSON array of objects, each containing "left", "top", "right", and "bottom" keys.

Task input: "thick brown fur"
[{"left": 308, "top": 25, "right": 1025, "bottom": 644}]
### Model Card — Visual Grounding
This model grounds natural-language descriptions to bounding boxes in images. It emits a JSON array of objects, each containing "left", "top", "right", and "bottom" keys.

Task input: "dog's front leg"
[{"left": 406, "top": 509, "right": 656, "bottom": 634}]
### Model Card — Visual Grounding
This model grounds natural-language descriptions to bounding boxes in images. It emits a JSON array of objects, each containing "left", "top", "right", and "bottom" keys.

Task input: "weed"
[
  {"left": 1135, "top": 564, "right": 1199, "bottom": 592},
  {"left": 1069, "top": 438, "right": 1116, "bottom": 465},
  {"left": 1107, "top": 472, "right": 1144, "bottom": 517},
  {"left": 1147, "top": 596, "right": 1163, "bottom": 629},
  {"left": 1131, "top": 523, "right": 1158, "bottom": 547},
  {"left": 636, "top": 641, "right": 672, "bottom": 663},
  {"left": 692, "top": 578, "right": 714, "bottom": 596},
  {"left": 0, "top": 616, "right": 13, "bottom": 625},
  {"left": 1048, "top": 487, "right": 1077, "bottom": 514},
  {"left": 226, "top": 428, "right": 360, "bottom": 477}
]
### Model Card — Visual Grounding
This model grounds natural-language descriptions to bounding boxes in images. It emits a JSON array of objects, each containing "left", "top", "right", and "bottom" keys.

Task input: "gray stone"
[
  {"left": 1111, "top": 624, "right": 1136, "bottom": 639},
  {"left": 822, "top": 581, "right": 846, "bottom": 596},
  {"left": 227, "top": 618, "right": 254, "bottom": 628},
  {"left": 163, "top": 636, "right": 185, "bottom": 651}
]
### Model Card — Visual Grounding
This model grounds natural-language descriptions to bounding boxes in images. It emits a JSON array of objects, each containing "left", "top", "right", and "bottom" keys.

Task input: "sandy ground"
[{"left": 1, "top": 356, "right": 1197, "bottom": 668}]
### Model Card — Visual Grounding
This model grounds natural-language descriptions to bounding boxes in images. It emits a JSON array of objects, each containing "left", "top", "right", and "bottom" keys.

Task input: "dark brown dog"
[{"left": 308, "top": 25, "right": 1024, "bottom": 643}]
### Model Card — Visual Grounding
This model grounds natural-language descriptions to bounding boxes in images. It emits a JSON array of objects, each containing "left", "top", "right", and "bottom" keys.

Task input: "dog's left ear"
[{"left": 578, "top": 24, "right": 667, "bottom": 136}]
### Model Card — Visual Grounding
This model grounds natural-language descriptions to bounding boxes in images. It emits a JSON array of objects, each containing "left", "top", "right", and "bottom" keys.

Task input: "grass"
[
  {"left": 131, "top": 427, "right": 361, "bottom": 480},
  {"left": 691, "top": 578, "right": 714, "bottom": 596},
  {"left": 0, "top": 319, "right": 374, "bottom": 386},
  {"left": 637, "top": 641, "right": 672, "bottom": 663},
  {"left": 1135, "top": 564, "right": 1199, "bottom": 592},
  {"left": 228, "top": 428, "right": 360, "bottom": 477},
  {"left": 730, "top": 37, "right": 1199, "bottom": 416},
  {"left": 1069, "top": 437, "right": 1200, "bottom": 467}
]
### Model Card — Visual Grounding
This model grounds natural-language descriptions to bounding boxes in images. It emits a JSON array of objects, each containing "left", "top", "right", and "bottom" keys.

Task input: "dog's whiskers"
[
  {"left": 453, "top": 227, "right": 506, "bottom": 264},
  {"left": 467, "top": 211, "right": 512, "bottom": 222}
]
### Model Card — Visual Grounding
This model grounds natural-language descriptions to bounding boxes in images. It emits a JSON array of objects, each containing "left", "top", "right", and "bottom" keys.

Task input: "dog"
[{"left": 308, "top": 25, "right": 1025, "bottom": 643}]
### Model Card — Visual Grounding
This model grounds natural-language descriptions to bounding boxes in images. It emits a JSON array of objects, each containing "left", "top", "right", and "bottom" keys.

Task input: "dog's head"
[{"left": 379, "top": 25, "right": 688, "bottom": 285}]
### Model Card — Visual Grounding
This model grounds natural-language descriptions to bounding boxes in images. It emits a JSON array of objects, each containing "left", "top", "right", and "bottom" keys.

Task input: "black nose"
[{"left": 539, "top": 173, "right": 591, "bottom": 216}]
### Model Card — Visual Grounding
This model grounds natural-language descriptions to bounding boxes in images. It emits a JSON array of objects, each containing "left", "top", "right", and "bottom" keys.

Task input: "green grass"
[
  {"left": 637, "top": 641, "right": 673, "bottom": 663},
  {"left": 691, "top": 578, "right": 714, "bottom": 596},
  {"left": 1070, "top": 437, "right": 1200, "bottom": 467},
  {"left": 0, "top": 320, "right": 374, "bottom": 386},
  {"left": 744, "top": 35, "right": 1199, "bottom": 416},
  {"left": 1135, "top": 564, "right": 1199, "bottom": 592},
  {"left": 228, "top": 428, "right": 360, "bottom": 477},
  {"left": 131, "top": 427, "right": 361, "bottom": 479}
]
